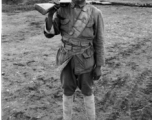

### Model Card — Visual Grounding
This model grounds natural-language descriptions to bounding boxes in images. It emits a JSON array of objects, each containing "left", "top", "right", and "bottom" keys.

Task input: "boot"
[
  {"left": 84, "top": 94, "right": 96, "bottom": 120},
  {"left": 63, "top": 94, "right": 73, "bottom": 120}
]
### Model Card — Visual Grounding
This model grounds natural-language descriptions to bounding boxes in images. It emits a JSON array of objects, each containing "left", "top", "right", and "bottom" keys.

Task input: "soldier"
[{"left": 44, "top": 0, "right": 105, "bottom": 119}]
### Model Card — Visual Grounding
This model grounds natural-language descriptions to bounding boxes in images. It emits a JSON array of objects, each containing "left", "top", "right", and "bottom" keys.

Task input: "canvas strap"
[{"left": 70, "top": 5, "right": 93, "bottom": 38}]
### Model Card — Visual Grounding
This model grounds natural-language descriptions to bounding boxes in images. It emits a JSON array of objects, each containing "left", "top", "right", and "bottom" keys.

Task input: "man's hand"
[{"left": 93, "top": 66, "right": 101, "bottom": 80}]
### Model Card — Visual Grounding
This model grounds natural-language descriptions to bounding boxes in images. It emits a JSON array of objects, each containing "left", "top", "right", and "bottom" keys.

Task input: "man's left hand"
[{"left": 93, "top": 66, "right": 101, "bottom": 80}]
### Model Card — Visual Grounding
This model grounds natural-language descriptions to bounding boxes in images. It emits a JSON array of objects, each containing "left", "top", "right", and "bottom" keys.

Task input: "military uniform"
[{"left": 44, "top": 1, "right": 105, "bottom": 120}]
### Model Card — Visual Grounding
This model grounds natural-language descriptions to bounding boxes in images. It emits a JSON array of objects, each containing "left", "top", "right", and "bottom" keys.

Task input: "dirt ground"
[{"left": 2, "top": 4, "right": 152, "bottom": 120}]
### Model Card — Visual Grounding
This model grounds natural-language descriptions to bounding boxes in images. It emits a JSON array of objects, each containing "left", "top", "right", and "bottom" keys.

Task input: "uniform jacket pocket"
[
  {"left": 74, "top": 48, "right": 95, "bottom": 73},
  {"left": 86, "top": 19, "right": 94, "bottom": 27},
  {"left": 82, "top": 48, "right": 95, "bottom": 69}
]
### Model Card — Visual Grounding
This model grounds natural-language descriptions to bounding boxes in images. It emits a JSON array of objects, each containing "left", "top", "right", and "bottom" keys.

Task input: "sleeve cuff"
[{"left": 44, "top": 25, "right": 55, "bottom": 34}]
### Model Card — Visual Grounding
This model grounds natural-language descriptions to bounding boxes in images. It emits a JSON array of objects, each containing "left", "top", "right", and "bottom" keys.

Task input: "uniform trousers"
[{"left": 60, "top": 59, "right": 94, "bottom": 96}]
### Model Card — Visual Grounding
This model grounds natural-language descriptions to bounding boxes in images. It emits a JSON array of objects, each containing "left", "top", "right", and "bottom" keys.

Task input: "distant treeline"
[
  {"left": 2, "top": 0, "right": 50, "bottom": 4},
  {"left": 3, "top": 0, "right": 152, "bottom": 5}
]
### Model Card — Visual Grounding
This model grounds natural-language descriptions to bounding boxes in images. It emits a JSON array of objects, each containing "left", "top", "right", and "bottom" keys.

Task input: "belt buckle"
[{"left": 72, "top": 46, "right": 81, "bottom": 53}]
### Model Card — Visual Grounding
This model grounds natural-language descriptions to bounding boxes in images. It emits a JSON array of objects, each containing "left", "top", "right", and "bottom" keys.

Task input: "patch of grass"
[
  {"left": 2, "top": 0, "right": 50, "bottom": 5},
  {"left": 2, "top": 4, "right": 34, "bottom": 12},
  {"left": 2, "top": 0, "right": 50, "bottom": 12}
]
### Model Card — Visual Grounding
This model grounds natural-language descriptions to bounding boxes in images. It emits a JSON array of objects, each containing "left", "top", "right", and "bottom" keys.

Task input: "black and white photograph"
[{"left": 2, "top": 0, "right": 152, "bottom": 120}]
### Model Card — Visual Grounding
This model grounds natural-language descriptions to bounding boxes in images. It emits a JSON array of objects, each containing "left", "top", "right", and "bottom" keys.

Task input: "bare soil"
[{"left": 2, "top": 5, "right": 152, "bottom": 120}]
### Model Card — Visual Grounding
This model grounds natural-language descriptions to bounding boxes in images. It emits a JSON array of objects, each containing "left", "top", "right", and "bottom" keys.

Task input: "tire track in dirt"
[{"left": 95, "top": 36, "right": 152, "bottom": 120}]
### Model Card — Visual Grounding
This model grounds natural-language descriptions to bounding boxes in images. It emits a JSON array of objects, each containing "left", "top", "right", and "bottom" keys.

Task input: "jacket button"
[{"left": 69, "top": 31, "right": 73, "bottom": 35}]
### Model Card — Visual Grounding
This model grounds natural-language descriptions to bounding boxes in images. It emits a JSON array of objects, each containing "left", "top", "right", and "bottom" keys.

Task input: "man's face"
[{"left": 72, "top": 0, "right": 85, "bottom": 5}]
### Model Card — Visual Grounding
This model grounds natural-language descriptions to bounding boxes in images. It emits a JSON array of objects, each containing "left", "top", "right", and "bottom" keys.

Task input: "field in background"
[
  {"left": 2, "top": 3, "right": 152, "bottom": 120},
  {"left": 2, "top": 0, "right": 152, "bottom": 12}
]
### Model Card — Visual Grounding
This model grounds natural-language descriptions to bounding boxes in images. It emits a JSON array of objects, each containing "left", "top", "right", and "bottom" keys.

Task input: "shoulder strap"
[{"left": 71, "top": 5, "right": 93, "bottom": 38}]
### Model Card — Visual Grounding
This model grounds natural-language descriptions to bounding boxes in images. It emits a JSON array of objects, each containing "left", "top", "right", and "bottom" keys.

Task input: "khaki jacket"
[{"left": 44, "top": 2, "right": 105, "bottom": 74}]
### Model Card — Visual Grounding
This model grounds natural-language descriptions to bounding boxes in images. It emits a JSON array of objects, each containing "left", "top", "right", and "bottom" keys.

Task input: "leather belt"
[
  {"left": 62, "top": 37, "right": 93, "bottom": 47},
  {"left": 62, "top": 43, "right": 91, "bottom": 54}
]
